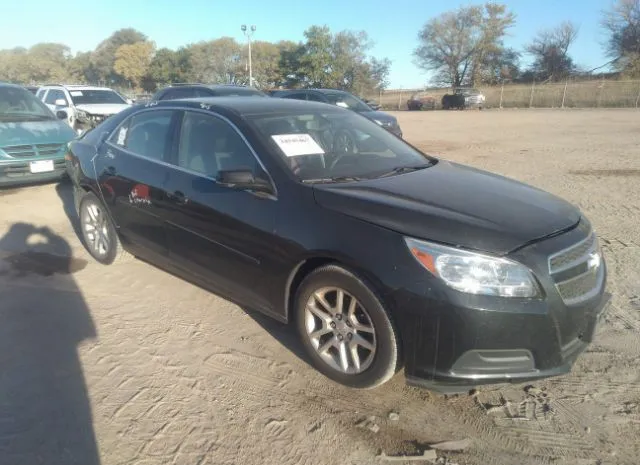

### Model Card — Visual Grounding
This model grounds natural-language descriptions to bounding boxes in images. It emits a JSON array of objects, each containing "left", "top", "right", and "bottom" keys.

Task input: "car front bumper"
[
  {"left": 390, "top": 221, "right": 608, "bottom": 394},
  {"left": 0, "top": 158, "right": 67, "bottom": 187}
]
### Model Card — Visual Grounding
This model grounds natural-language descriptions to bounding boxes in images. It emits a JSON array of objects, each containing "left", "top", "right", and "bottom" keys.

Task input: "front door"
[
  {"left": 163, "top": 110, "right": 278, "bottom": 313},
  {"left": 94, "top": 109, "right": 179, "bottom": 261}
]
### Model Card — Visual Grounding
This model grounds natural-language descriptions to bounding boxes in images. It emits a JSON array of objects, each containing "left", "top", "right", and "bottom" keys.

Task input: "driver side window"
[{"left": 177, "top": 111, "right": 259, "bottom": 180}]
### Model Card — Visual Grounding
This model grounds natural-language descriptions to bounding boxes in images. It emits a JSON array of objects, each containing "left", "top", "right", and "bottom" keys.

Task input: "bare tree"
[
  {"left": 526, "top": 21, "right": 579, "bottom": 81},
  {"left": 602, "top": 0, "right": 640, "bottom": 76},
  {"left": 413, "top": 3, "right": 515, "bottom": 87}
]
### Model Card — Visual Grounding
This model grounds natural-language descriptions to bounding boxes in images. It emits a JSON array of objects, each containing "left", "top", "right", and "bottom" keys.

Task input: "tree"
[
  {"left": 413, "top": 3, "right": 516, "bottom": 87},
  {"left": 91, "top": 28, "right": 148, "bottom": 85},
  {"left": 526, "top": 21, "right": 579, "bottom": 81},
  {"left": 0, "top": 48, "right": 31, "bottom": 83},
  {"left": 186, "top": 37, "right": 242, "bottom": 84},
  {"left": 602, "top": 0, "right": 640, "bottom": 76},
  {"left": 68, "top": 51, "right": 100, "bottom": 83},
  {"left": 286, "top": 26, "right": 389, "bottom": 93},
  {"left": 245, "top": 41, "right": 284, "bottom": 88},
  {"left": 144, "top": 47, "right": 192, "bottom": 90},
  {"left": 113, "top": 41, "right": 155, "bottom": 89},
  {"left": 25, "top": 43, "right": 72, "bottom": 83}
]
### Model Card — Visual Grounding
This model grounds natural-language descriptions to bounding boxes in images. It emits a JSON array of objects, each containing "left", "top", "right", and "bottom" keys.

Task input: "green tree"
[
  {"left": 91, "top": 28, "right": 148, "bottom": 85},
  {"left": 526, "top": 21, "right": 578, "bottom": 81},
  {"left": 0, "top": 48, "right": 31, "bottom": 83},
  {"left": 25, "top": 43, "right": 71, "bottom": 83},
  {"left": 113, "top": 41, "right": 156, "bottom": 89},
  {"left": 144, "top": 47, "right": 192, "bottom": 91},
  {"left": 68, "top": 51, "right": 100, "bottom": 83},
  {"left": 413, "top": 3, "right": 516, "bottom": 87},
  {"left": 286, "top": 26, "right": 389, "bottom": 93},
  {"left": 602, "top": 0, "right": 640, "bottom": 76},
  {"left": 186, "top": 37, "right": 242, "bottom": 84}
]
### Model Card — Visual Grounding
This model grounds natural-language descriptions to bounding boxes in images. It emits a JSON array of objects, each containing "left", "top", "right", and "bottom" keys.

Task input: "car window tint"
[
  {"left": 113, "top": 110, "right": 174, "bottom": 161},
  {"left": 177, "top": 111, "right": 258, "bottom": 179},
  {"left": 163, "top": 88, "right": 197, "bottom": 100},
  {"left": 36, "top": 89, "right": 45, "bottom": 99}
]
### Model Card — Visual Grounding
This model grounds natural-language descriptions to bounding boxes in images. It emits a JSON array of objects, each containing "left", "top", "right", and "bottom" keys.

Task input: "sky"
[{"left": 4, "top": 0, "right": 612, "bottom": 88}]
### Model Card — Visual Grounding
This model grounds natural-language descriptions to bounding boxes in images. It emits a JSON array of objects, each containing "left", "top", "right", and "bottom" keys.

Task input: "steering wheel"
[{"left": 329, "top": 130, "right": 359, "bottom": 170}]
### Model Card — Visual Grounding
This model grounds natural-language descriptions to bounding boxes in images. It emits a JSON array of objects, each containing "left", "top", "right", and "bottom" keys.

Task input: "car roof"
[
  {"left": 41, "top": 84, "right": 115, "bottom": 91},
  {"left": 274, "top": 88, "right": 349, "bottom": 95},
  {"left": 0, "top": 82, "right": 29, "bottom": 90},
  {"left": 151, "top": 96, "right": 345, "bottom": 116}
]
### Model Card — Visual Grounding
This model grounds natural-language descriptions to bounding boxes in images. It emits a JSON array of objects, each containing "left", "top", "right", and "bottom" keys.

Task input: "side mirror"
[
  {"left": 54, "top": 98, "right": 68, "bottom": 107},
  {"left": 56, "top": 110, "right": 68, "bottom": 120},
  {"left": 217, "top": 169, "right": 273, "bottom": 194}
]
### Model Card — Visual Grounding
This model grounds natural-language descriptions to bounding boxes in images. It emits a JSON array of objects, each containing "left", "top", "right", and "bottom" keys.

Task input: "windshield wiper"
[
  {"left": 372, "top": 164, "right": 432, "bottom": 179},
  {"left": 302, "top": 175, "right": 362, "bottom": 184}
]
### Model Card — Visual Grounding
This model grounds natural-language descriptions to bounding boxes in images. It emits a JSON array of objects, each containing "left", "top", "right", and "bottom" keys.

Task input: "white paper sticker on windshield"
[
  {"left": 336, "top": 102, "right": 349, "bottom": 108},
  {"left": 70, "top": 91, "right": 83, "bottom": 97},
  {"left": 271, "top": 134, "right": 325, "bottom": 157},
  {"left": 116, "top": 127, "right": 128, "bottom": 145}
]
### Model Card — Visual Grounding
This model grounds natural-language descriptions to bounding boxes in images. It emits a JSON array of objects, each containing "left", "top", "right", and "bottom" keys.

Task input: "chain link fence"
[{"left": 369, "top": 79, "right": 640, "bottom": 110}]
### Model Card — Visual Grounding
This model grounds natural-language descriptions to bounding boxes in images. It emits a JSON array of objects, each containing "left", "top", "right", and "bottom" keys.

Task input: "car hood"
[
  {"left": 0, "top": 120, "right": 76, "bottom": 148},
  {"left": 75, "top": 103, "right": 130, "bottom": 116},
  {"left": 358, "top": 110, "right": 397, "bottom": 125},
  {"left": 312, "top": 160, "right": 580, "bottom": 255}
]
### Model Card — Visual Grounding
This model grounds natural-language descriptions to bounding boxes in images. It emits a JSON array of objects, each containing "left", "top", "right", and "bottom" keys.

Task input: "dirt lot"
[{"left": 1, "top": 109, "right": 639, "bottom": 465}]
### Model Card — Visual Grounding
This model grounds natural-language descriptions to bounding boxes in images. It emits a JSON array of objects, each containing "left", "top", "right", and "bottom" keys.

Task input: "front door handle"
[{"left": 168, "top": 190, "right": 189, "bottom": 205}]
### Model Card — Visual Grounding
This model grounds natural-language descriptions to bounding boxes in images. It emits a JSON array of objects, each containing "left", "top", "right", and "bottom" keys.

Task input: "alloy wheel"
[
  {"left": 304, "top": 287, "right": 376, "bottom": 374},
  {"left": 81, "top": 201, "right": 111, "bottom": 258}
]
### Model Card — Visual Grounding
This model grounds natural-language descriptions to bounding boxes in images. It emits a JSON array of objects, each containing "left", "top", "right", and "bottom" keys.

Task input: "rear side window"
[{"left": 110, "top": 110, "right": 175, "bottom": 161}]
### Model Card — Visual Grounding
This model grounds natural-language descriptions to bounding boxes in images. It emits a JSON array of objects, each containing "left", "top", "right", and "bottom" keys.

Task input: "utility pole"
[{"left": 241, "top": 24, "right": 256, "bottom": 87}]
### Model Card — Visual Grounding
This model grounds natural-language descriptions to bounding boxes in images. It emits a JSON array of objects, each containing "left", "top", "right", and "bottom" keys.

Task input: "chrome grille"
[
  {"left": 549, "top": 233, "right": 603, "bottom": 305},
  {"left": 549, "top": 234, "right": 596, "bottom": 273},
  {"left": 1, "top": 143, "right": 64, "bottom": 158}
]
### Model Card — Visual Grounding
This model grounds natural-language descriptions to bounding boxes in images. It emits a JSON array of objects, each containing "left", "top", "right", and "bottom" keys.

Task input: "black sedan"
[
  {"left": 65, "top": 97, "right": 609, "bottom": 392},
  {"left": 270, "top": 88, "right": 402, "bottom": 138}
]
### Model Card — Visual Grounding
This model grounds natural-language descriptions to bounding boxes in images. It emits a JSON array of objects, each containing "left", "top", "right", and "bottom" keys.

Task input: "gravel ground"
[{"left": 0, "top": 109, "right": 638, "bottom": 465}]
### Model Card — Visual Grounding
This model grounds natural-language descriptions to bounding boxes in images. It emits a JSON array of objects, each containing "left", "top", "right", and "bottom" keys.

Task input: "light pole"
[{"left": 241, "top": 24, "right": 256, "bottom": 87}]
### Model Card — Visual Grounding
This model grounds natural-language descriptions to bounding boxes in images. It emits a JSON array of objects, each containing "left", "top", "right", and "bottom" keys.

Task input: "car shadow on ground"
[
  {"left": 241, "top": 307, "right": 314, "bottom": 367},
  {"left": 55, "top": 180, "right": 83, "bottom": 240},
  {"left": 0, "top": 222, "right": 100, "bottom": 465}
]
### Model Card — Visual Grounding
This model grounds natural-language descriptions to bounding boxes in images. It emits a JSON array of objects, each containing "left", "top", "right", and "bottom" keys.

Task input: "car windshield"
[
  {"left": 68, "top": 89, "right": 126, "bottom": 105},
  {"left": 323, "top": 92, "right": 372, "bottom": 112},
  {"left": 249, "top": 109, "right": 434, "bottom": 182},
  {"left": 0, "top": 86, "right": 55, "bottom": 121}
]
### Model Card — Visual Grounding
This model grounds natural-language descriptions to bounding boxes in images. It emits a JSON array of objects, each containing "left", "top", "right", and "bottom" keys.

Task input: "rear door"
[
  {"left": 163, "top": 109, "right": 278, "bottom": 314},
  {"left": 94, "top": 108, "right": 180, "bottom": 261}
]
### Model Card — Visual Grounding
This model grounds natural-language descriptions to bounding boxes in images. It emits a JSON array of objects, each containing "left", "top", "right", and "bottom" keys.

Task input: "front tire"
[
  {"left": 79, "top": 192, "right": 132, "bottom": 265},
  {"left": 294, "top": 265, "right": 400, "bottom": 389}
]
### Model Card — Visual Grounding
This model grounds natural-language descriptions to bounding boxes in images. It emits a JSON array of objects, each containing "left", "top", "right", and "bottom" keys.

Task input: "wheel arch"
[{"left": 284, "top": 254, "right": 392, "bottom": 324}]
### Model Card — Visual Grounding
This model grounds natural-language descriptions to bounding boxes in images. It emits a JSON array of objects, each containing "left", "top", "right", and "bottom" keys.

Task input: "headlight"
[
  {"left": 405, "top": 238, "right": 540, "bottom": 298},
  {"left": 76, "top": 109, "right": 88, "bottom": 121}
]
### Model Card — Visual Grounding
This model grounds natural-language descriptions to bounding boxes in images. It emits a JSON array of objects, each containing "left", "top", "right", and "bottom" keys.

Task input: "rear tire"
[
  {"left": 78, "top": 192, "right": 133, "bottom": 265},
  {"left": 294, "top": 264, "right": 400, "bottom": 389}
]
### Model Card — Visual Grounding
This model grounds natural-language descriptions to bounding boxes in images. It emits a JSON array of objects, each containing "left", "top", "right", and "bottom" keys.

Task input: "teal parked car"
[{"left": 0, "top": 83, "right": 76, "bottom": 187}]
